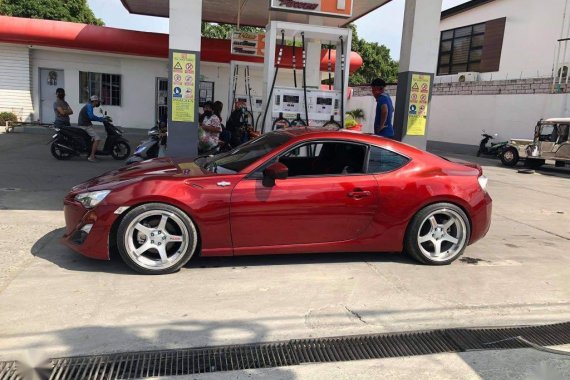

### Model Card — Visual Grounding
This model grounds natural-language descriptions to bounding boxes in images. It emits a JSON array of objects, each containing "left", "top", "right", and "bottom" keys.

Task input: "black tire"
[
  {"left": 50, "top": 140, "right": 73, "bottom": 160},
  {"left": 500, "top": 147, "right": 519, "bottom": 167},
  {"left": 525, "top": 158, "right": 545, "bottom": 169},
  {"left": 404, "top": 203, "right": 471, "bottom": 266},
  {"left": 116, "top": 203, "right": 198, "bottom": 275},
  {"left": 111, "top": 141, "right": 131, "bottom": 160}
]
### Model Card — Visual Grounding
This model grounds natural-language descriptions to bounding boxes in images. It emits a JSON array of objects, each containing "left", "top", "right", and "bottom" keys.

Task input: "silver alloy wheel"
[
  {"left": 124, "top": 210, "right": 193, "bottom": 270},
  {"left": 417, "top": 209, "right": 468, "bottom": 262}
]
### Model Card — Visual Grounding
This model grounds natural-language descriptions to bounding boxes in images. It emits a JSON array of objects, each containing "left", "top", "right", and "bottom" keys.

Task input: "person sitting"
[
  {"left": 77, "top": 95, "right": 106, "bottom": 162},
  {"left": 198, "top": 101, "right": 222, "bottom": 154}
]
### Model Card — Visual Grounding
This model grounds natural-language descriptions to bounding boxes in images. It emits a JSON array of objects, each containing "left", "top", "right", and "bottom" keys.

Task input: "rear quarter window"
[{"left": 367, "top": 146, "right": 410, "bottom": 173}]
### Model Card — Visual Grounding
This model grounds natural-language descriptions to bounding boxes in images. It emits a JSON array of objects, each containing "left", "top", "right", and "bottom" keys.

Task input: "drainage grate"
[
  {"left": 0, "top": 361, "right": 19, "bottom": 380},
  {"left": 1, "top": 322, "right": 569, "bottom": 380}
]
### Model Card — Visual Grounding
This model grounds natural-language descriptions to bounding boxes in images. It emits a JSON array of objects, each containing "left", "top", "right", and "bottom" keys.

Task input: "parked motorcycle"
[
  {"left": 477, "top": 131, "right": 507, "bottom": 157},
  {"left": 125, "top": 123, "right": 166, "bottom": 165},
  {"left": 49, "top": 113, "right": 131, "bottom": 161}
]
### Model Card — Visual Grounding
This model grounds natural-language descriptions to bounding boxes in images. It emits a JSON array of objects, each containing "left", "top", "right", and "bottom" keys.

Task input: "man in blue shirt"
[
  {"left": 371, "top": 78, "right": 394, "bottom": 138},
  {"left": 77, "top": 95, "right": 106, "bottom": 162}
]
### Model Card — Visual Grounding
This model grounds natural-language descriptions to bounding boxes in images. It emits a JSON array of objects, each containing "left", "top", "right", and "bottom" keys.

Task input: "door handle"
[{"left": 348, "top": 189, "right": 371, "bottom": 199}]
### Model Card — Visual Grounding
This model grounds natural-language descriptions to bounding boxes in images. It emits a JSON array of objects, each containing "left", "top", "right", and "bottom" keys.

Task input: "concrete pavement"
[{"left": 0, "top": 130, "right": 569, "bottom": 378}]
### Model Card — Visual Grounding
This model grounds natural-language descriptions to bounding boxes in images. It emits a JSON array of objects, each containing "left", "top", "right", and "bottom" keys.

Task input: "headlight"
[
  {"left": 477, "top": 175, "right": 488, "bottom": 192},
  {"left": 75, "top": 190, "right": 111, "bottom": 208}
]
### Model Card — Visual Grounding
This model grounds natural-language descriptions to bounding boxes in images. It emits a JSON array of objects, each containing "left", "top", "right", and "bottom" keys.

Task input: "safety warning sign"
[
  {"left": 407, "top": 74, "right": 431, "bottom": 136},
  {"left": 171, "top": 52, "right": 196, "bottom": 122}
]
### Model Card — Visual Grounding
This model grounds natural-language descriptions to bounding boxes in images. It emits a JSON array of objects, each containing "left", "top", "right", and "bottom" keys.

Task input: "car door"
[
  {"left": 230, "top": 140, "right": 379, "bottom": 251},
  {"left": 554, "top": 124, "right": 570, "bottom": 159}
]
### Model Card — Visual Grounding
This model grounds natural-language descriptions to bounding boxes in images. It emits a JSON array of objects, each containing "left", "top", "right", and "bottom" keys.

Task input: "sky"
[{"left": 87, "top": 0, "right": 469, "bottom": 60}]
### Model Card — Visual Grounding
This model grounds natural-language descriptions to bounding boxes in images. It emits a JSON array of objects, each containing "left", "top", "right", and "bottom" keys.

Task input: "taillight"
[{"left": 478, "top": 175, "right": 488, "bottom": 192}]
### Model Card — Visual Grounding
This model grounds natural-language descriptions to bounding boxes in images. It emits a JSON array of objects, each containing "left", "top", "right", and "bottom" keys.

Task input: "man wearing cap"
[
  {"left": 371, "top": 78, "right": 394, "bottom": 139},
  {"left": 77, "top": 95, "right": 105, "bottom": 162}
]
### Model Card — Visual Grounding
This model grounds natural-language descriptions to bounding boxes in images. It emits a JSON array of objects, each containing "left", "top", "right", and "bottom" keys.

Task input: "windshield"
[{"left": 203, "top": 132, "right": 292, "bottom": 174}]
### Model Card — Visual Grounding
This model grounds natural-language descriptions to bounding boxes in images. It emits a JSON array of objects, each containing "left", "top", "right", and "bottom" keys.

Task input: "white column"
[
  {"left": 393, "top": 0, "right": 442, "bottom": 149},
  {"left": 167, "top": 0, "right": 202, "bottom": 157},
  {"left": 170, "top": 0, "right": 202, "bottom": 51},
  {"left": 306, "top": 40, "right": 322, "bottom": 88}
]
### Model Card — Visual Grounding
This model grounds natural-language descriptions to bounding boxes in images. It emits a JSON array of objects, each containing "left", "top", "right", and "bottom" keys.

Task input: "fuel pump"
[{"left": 262, "top": 21, "right": 351, "bottom": 133}]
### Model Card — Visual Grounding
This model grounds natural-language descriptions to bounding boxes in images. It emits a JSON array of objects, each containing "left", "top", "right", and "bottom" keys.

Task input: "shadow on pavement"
[{"left": 32, "top": 228, "right": 417, "bottom": 275}]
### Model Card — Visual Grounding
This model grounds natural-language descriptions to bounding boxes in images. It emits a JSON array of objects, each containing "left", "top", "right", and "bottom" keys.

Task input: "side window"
[
  {"left": 278, "top": 141, "right": 367, "bottom": 177},
  {"left": 368, "top": 146, "right": 409, "bottom": 174}
]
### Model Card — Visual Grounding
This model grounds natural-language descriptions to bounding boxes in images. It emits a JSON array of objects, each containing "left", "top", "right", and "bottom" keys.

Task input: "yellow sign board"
[
  {"left": 407, "top": 74, "right": 431, "bottom": 136},
  {"left": 171, "top": 52, "right": 196, "bottom": 122}
]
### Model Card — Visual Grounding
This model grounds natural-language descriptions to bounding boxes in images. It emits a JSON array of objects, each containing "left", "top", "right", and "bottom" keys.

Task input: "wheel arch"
[
  {"left": 108, "top": 199, "right": 203, "bottom": 260},
  {"left": 402, "top": 197, "right": 473, "bottom": 249}
]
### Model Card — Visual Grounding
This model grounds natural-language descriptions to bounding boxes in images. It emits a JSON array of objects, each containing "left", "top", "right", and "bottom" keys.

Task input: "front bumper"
[{"left": 61, "top": 198, "right": 120, "bottom": 260}]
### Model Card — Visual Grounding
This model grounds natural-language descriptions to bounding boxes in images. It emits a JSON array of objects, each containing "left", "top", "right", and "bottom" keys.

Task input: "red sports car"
[{"left": 62, "top": 129, "right": 492, "bottom": 274}]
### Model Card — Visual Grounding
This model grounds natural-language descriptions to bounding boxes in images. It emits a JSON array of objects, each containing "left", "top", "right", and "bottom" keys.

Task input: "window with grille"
[
  {"left": 438, "top": 23, "right": 486, "bottom": 75},
  {"left": 79, "top": 72, "right": 122, "bottom": 106},
  {"left": 199, "top": 81, "right": 215, "bottom": 107}
]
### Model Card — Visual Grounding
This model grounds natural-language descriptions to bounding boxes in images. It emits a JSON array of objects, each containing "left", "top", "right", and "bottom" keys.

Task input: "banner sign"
[
  {"left": 270, "top": 0, "right": 353, "bottom": 18},
  {"left": 231, "top": 32, "right": 266, "bottom": 57},
  {"left": 406, "top": 73, "right": 431, "bottom": 136},
  {"left": 171, "top": 52, "right": 196, "bottom": 122}
]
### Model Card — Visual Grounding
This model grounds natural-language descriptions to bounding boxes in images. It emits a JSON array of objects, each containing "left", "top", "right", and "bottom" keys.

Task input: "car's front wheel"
[
  {"left": 117, "top": 203, "right": 198, "bottom": 274},
  {"left": 405, "top": 203, "right": 470, "bottom": 265},
  {"left": 500, "top": 147, "right": 519, "bottom": 167}
]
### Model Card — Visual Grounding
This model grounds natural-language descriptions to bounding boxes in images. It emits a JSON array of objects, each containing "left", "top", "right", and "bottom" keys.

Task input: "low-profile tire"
[
  {"left": 116, "top": 203, "right": 198, "bottom": 274},
  {"left": 50, "top": 141, "right": 72, "bottom": 160},
  {"left": 500, "top": 147, "right": 519, "bottom": 167},
  {"left": 404, "top": 203, "right": 471, "bottom": 266},
  {"left": 111, "top": 141, "right": 131, "bottom": 160},
  {"left": 525, "top": 158, "right": 545, "bottom": 169}
]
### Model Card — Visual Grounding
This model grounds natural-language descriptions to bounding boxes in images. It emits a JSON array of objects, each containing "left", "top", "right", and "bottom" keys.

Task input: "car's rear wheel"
[
  {"left": 117, "top": 203, "right": 198, "bottom": 274},
  {"left": 405, "top": 203, "right": 470, "bottom": 265},
  {"left": 500, "top": 147, "right": 519, "bottom": 167}
]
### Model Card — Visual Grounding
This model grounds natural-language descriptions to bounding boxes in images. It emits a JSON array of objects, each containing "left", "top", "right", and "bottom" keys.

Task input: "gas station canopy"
[{"left": 120, "top": 0, "right": 392, "bottom": 27}]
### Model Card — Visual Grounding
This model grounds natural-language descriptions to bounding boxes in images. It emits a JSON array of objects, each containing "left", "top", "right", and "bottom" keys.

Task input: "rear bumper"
[
  {"left": 469, "top": 192, "right": 493, "bottom": 245},
  {"left": 61, "top": 199, "right": 119, "bottom": 260}
]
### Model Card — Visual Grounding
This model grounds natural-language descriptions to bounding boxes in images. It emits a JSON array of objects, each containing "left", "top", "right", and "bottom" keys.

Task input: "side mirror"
[{"left": 262, "top": 162, "right": 288, "bottom": 187}]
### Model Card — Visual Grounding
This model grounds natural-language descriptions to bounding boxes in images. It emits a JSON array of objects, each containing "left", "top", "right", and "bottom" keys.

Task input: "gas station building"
[{"left": 0, "top": 0, "right": 444, "bottom": 155}]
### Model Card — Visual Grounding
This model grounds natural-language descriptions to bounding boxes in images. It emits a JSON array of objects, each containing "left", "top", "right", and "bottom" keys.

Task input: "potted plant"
[{"left": 345, "top": 109, "right": 365, "bottom": 131}]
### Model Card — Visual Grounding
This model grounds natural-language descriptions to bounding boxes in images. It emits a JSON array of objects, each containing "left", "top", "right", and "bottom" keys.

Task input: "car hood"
[{"left": 72, "top": 157, "right": 212, "bottom": 192}]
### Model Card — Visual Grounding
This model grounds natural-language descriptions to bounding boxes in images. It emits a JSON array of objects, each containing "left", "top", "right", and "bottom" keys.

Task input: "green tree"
[
  {"left": 348, "top": 24, "right": 398, "bottom": 85},
  {"left": 201, "top": 22, "right": 263, "bottom": 39},
  {"left": 0, "top": 0, "right": 103, "bottom": 25}
]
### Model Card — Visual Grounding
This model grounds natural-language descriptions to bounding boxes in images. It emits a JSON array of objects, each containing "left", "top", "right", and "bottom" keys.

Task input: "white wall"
[
  {"left": 429, "top": 93, "right": 570, "bottom": 145},
  {"left": 347, "top": 95, "right": 397, "bottom": 133},
  {"left": 439, "top": 0, "right": 568, "bottom": 80},
  {"left": 0, "top": 43, "right": 34, "bottom": 121},
  {"left": 31, "top": 47, "right": 167, "bottom": 129},
  {"left": 29, "top": 47, "right": 235, "bottom": 129}
]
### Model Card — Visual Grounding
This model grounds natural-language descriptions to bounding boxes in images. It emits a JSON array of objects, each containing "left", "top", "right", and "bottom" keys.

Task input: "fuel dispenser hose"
[{"left": 261, "top": 30, "right": 286, "bottom": 134}]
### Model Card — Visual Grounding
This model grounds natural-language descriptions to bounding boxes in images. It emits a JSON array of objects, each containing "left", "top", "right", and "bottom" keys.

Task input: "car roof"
[
  {"left": 543, "top": 118, "right": 570, "bottom": 123},
  {"left": 273, "top": 127, "right": 427, "bottom": 157}
]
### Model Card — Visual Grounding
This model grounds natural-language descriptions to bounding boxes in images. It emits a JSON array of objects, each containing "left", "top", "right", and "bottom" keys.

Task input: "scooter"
[
  {"left": 49, "top": 112, "right": 131, "bottom": 161},
  {"left": 477, "top": 131, "right": 507, "bottom": 157},
  {"left": 125, "top": 123, "right": 166, "bottom": 165}
]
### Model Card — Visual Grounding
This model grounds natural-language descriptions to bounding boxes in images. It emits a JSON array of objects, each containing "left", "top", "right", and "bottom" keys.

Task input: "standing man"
[
  {"left": 53, "top": 88, "right": 73, "bottom": 128},
  {"left": 371, "top": 78, "right": 394, "bottom": 138},
  {"left": 77, "top": 95, "right": 105, "bottom": 162}
]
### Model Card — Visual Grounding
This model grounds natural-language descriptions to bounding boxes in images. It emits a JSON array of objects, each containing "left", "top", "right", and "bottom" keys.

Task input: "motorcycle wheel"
[
  {"left": 50, "top": 141, "right": 73, "bottom": 160},
  {"left": 111, "top": 141, "right": 131, "bottom": 160}
]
